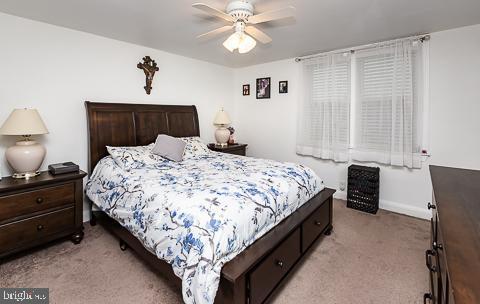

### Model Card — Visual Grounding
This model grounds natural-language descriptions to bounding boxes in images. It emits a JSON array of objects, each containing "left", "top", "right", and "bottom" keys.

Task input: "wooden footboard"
[{"left": 90, "top": 187, "right": 334, "bottom": 304}]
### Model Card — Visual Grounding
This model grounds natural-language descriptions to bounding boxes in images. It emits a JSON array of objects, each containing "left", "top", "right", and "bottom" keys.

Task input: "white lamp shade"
[
  {"left": 223, "top": 32, "right": 242, "bottom": 52},
  {"left": 238, "top": 34, "right": 257, "bottom": 54},
  {"left": 213, "top": 109, "right": 231, "bottom": 126},
  {"left": 0, "top": 109, "right": 49, "bottom": 135},
  {"left": 223, "top": 32, "right": 257, "bottom": 54}
]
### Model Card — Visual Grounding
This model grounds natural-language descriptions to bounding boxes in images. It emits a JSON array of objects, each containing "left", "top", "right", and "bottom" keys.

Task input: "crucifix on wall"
[{"left": 137, "top": 56, "right": 159, "bottom": 95}]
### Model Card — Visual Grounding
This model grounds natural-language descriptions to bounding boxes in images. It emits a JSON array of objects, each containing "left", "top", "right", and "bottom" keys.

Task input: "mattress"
[{"left": 86, "top": 151, "right": 323, "bottom": 304}]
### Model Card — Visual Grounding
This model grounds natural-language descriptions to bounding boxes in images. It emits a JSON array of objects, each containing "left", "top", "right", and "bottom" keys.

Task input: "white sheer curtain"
[
  {"left": 351, "top": 39, "right": 424, "bottom": 168},
  {"left": 296, "top": 53, "right": 351, "bottom": 162}
]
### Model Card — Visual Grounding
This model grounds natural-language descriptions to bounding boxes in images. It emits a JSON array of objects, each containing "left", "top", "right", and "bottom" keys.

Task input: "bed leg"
[
  {"left": 120, "top": 240, "right": 128, "bottom": 251},
  {"left": 90, "top": 213, "right": 97, "bottom": 226},
  {"left": 88, "top": 199, "right": 97, "bottom": 226},
  {"left": 324, "top": 225, "right": 333, "bottom": 236}
]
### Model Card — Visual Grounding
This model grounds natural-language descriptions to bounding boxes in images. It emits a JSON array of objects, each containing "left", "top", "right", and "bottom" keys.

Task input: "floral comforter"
[{"left": 86, "top": 152, "right": 323, "bottom": 304}]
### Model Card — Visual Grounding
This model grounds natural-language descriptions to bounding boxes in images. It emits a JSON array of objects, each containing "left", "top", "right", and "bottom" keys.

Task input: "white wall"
[
  {"left": 233, "top": 24, "right": 480, "bottom": 219},
  {"left": 0, "top": 13, "right": 234, "bottom": 219},
  {"left": 429, "top": 25, "right": 480, "bottom": 169}
]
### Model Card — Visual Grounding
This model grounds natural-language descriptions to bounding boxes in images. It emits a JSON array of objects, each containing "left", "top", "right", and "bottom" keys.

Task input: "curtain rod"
[{"left": 295, "top": 34, "right": 430, "bottom": 62}]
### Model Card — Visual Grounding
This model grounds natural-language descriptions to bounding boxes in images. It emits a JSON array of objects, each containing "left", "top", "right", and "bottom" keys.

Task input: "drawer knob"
[
  {"left": 427, "top": 202, "right": 435, "bottom": 210},
  {"left": 314, "top": 221, "right": 322, "bottom": 226},
  {"left": 433, "top": 242, "right": 443, "bottom": 251},
  {"left": 36, "top": 197, "right": 44, "bottom": 204},
  {"left": 37, "top": 224, "right": 44, "bottom": 231},
  {"left": 276, "top": 260, "right": 284, "bottom": 268}
]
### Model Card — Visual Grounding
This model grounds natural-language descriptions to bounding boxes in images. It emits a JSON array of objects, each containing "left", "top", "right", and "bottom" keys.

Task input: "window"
[
  {"left": 297, "top": 37, "right": 427, "bottom": 168},
  {"left": 296, "top": 53, "right": 351, "bottom": 162}
]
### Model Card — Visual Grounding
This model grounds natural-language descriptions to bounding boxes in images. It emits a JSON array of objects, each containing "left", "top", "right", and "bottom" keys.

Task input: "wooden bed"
[{"left": 85, "top": 101, "right": 335, "bottom": 304}]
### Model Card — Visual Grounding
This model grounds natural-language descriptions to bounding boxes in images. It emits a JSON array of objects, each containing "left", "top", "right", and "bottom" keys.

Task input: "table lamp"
[
  {"left": 213, "top": 108, "right": 231, "bottom": 147},
  {"left": 0, "top": 109, "right": 49, "bottom": 179}
]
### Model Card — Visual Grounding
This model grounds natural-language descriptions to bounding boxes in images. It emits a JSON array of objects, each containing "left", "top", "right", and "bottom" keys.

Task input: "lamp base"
[
  {"left": 12, "top": 171, "right": 41, "bottom": 179},
  {"left": 5, "top": 140, "right": 46, "bottom": 179},
  {"left": 215, "top": 127, "right": 230, "bottom": 146}
]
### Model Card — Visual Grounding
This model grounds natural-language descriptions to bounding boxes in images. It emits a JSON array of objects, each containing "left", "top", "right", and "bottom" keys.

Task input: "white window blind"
[
  {"left": 297, "top": 53, "right": 351, "bottom": 162},
  {"left": 352, "top": 39, "right": 424, "bottom": 168},
  {"left": 296, "top": 36, "right": 427, "bottom": 168}
]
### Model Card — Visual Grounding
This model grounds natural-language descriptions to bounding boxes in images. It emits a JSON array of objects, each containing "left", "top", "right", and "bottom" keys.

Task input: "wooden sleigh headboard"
[{"left": 85, "top": 101, "right": 200, "bottom": 173}]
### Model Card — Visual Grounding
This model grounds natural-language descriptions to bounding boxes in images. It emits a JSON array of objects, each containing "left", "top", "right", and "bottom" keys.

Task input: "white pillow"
[
  {"left": 180, "top": 137, "right": 211, "bottom": 159},
  {"left": 106, "top": 144, "right": 163, "bottom": 171}
]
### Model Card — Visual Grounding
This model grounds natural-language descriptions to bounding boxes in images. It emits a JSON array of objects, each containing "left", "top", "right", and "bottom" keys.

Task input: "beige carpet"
[{"left": 0, "top": 200, "right": 429, "bottom": 304}]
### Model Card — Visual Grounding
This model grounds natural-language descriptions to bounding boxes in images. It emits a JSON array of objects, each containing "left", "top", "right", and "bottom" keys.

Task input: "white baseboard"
[
  {"left": 83, "top": 210, "right": 91, "bottom": 223},
  {"left": 334, "top": 191, "right": 430, "bottom": 220}
]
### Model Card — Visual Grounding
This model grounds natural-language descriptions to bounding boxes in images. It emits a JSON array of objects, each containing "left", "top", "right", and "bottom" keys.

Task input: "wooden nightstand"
[
  {"left": 0, "top": 170, "right": 87, "bottom": 259},
  {"left": 208, "top": 143, "right": 248, "bottom": 156}
]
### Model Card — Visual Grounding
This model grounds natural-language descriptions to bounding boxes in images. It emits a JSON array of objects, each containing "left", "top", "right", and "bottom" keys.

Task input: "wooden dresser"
[
  {"left": 0, "top": 170, "right": 87, "bottom": 259},
  {"left": 425, "top": 166, "right": 480, "bottom": 304}
]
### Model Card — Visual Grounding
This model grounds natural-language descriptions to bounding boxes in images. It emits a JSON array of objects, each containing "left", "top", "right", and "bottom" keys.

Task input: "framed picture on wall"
[
  {"left": 256, "top": 77, "right": 271, "bottom": 99},
  {"left": 243, "top": 84, "right": 250, "bottom": 96},
  {"left": 279, "top": 81, "right": 288, "bottom": 94}
]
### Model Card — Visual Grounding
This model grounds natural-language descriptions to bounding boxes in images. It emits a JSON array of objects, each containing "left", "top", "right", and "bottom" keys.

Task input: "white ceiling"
[{"left": 1, "top": 0, "right": 480, "bottom": 68}]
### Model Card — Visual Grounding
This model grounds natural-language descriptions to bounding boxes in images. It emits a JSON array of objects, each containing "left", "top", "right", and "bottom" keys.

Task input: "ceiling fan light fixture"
[
  {"left": 223, "top": 32, "right": 242, "bottom": 52},
  {"left": 238, "top": 34, "right": 256, "bottom": 54},
  {"left": 223, "top": 31, "right": 257, "bottom": 54}
]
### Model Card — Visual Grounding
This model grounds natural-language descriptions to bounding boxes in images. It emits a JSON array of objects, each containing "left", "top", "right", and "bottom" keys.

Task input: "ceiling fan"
[{"left": 193, "top": 1, "right": 295, "bottom": 54}]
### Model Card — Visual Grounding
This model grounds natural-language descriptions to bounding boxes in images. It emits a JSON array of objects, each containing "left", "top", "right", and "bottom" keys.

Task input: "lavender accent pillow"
[{"left": 151, "top": 134, "right": 187, "bottom": 162}]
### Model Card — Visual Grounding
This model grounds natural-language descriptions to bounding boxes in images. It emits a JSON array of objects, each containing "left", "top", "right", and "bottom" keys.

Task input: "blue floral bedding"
[{"left": 86, "top": 151, "right": 323, "bottom": 304}]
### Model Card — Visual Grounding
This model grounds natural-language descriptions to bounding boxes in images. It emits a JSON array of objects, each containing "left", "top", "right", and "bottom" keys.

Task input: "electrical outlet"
[{"left": 339, "top": 181, "right": 346, "bottom": 191}]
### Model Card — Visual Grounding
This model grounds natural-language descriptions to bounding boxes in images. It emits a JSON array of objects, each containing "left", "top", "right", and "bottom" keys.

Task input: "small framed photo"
[
  {"left": 242, "top": 84, "right": 250, "bottom": 96},
  {"left": 279, "top": 81, "right": 288, "bottom": 94},
  {"left": 256, "top": 77, "right": 271, "bottom": 99}
]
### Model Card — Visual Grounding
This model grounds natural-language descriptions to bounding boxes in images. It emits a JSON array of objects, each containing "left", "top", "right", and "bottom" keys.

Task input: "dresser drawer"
[
  {"left": 301, "top": 200, "right": 330, "bottom": 252},
  {"left": 0, "top": 183, "right": 74, "bottom": 223},
  {"left": 0, "top": 207, "right": 75, "bottom": 252},
  {"left": 249, "top": 228, "right": 301, "bottom": 304}
]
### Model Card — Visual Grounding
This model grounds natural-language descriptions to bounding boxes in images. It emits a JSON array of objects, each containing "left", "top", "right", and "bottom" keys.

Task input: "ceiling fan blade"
[
  {"left": 247, "top": 6, "right": 296, "bottom": 24},
  {"left": 192, "top": 3, "right": 234, "bottom": 22},
  {"left": 245, "top": 26, "right": 272, "bottom": 44},
  {"left": 197, "top": 25, "right": 234, "bottom": 39}
]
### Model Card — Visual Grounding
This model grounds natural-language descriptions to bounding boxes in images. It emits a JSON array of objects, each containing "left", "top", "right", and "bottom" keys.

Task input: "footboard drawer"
[
  {"left": 301, "top": 199, "right": 330, "bottom": 252},
  {"left": 249, "top": 228, "right": 301, "bottom": 304}
]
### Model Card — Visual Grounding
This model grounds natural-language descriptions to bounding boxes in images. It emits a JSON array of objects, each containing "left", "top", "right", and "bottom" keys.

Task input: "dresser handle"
[
  {"left": 276, "top": 260, "right": 284, "bottom": 268},
  {"left": 36, "top": 197, "right": 44, "bottom": 204},
  {"left": 314, "top": 221, "right": 322, "bottom": 226},
  {"left": 427, "top": 202, "right": 435, "bottom": 210},
  {"left": 425, "top": 250, "right": 436, "bottom": 272},
  {"left": 423, "top": 293, "right": 432, "bottom": 303},
  {"left": 433, "top": 242, "right": 443, "bottom": 251},
  {"left": 37, "top": 224, "right": 44, "bottom": 231}
]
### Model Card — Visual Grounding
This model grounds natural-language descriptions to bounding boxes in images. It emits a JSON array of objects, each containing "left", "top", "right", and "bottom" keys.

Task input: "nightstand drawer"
[
  {"left": 0, "top": 183, "right": 74, "bottom": 223},
  {"left": 0, "top": 207, "right": 75, "bottom": 252},
  {"left": 207, "top": 143, "right": 248, "bottom": 156},
  {"left": 227, "top": 148, "right": 246, "bottom": 156}
]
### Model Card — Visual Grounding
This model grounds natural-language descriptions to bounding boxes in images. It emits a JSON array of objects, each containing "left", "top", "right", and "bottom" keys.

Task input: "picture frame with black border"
[
  {"left": 243, "top": 84, "right": 250, "bottom": 96},
  {"left": 279, "top": 81, "right": 288, "bottom": 94},
  {"left": 256, "top": 77, "right": 271, "bottom": 99}
]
